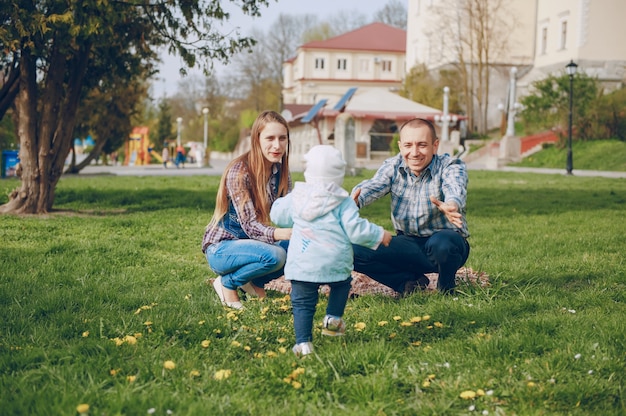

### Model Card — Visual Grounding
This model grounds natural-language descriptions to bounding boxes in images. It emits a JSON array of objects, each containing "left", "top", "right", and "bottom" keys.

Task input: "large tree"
[{"left": 0, "top": 0, "right": 269, "bottom": 214}]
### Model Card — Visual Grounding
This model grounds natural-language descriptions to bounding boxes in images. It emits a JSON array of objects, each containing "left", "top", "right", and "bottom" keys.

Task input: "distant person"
[
  {"left": 351, "top": 118, "right": 470, "bottom": 295},
  {"left": 202, "top": 110, "right": 292, "bottom": 309},
  {"left": 175, "top": 144, "right": 185, "bottom": 168},
  {"left": 162, "top": 147, "right": 169, "bottom": 168},
  {"left": 271, "top": 145, "right": 392, "bottom": 357}
]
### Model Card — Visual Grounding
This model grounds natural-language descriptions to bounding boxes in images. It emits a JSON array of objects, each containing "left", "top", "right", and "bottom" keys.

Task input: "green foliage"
[
  {"left": 155, "top": 99, "right": 175, "bottom": 149},
  {"left": 0, "top": 172, "right": 625, "bottom": 414},
  {"left": 520, "top": 73, "right": 601, "bottom": 140},
  {"left": 0, "top": 113, "right": 16, "bottom": 150},
  {"left": 592, "top": 87, "right": 626, "bottom": 141},
  {"left": 401, "top": 64, "right": 462, "bottom": 113}
]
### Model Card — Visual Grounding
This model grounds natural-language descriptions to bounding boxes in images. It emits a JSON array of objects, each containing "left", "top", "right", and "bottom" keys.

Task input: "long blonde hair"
[{"left": 208, "top": 110, "right": 291, "bottom": 229}]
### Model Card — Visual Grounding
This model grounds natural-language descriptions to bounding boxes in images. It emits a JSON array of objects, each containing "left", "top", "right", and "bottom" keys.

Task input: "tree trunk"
[{"left": 0, "top": 40, "right": 90, "bottom": 215}]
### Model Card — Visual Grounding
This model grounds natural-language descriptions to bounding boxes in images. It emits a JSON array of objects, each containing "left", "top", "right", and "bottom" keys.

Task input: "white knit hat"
[{"left": 303, "top": 145, "right": 347, "bottom": 186}]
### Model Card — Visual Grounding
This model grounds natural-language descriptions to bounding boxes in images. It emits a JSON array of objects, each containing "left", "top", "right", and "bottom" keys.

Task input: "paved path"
[{"left": 77, "top": 159, "right": 626, "bottom": 179}]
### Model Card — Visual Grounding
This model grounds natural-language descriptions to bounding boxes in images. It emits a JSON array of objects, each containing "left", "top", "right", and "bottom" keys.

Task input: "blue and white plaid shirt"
[{"left": 352, "top": 154, "right": 469, "bottom": 238}]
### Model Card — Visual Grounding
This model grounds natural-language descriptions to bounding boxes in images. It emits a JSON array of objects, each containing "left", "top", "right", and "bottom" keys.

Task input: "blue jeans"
[
  {"left": 290, "top": 278, "right": 352, "bottom": 344},
  {"left": 205, "top": 239, "right": 289, "bottom": 290},
  {"left": 353, "top": 230, "right": 470, "bottom": 293}
]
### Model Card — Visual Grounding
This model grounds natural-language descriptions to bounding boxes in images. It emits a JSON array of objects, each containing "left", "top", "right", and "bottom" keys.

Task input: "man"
[{"left": 351, "top": 118, "right": 470, "bottom": 294}]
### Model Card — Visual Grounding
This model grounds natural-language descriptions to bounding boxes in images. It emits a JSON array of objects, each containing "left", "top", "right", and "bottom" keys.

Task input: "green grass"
[
  {"left": 1, "top": 171, "right": 625, "bottom": 415},
  {"left": 512, "top": 139, "right": 626, "bottom": 171}
]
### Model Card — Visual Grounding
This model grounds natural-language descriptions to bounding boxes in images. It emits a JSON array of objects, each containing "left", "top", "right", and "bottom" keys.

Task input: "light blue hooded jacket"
[{"left": 270, "top": 181, "right": 384, "bottom": 283}]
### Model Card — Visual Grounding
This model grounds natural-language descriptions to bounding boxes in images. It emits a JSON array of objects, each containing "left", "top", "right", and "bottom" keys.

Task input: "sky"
[{"left": 153, "top": 0, "right": 393, "bottom": 98}]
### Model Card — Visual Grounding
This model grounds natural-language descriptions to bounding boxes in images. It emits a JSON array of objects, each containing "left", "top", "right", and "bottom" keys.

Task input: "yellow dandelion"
[
  {"left": 283, "top": 377, "right": 292, "bottom": 384},
  {"left": 378, "top": 321, "right": 388, "bottom": 326},
  {"left": 244, "top": 346, "right": 251, "bottom": 351},
  {"left": 261, "top": 307, "right": 270, "bottom": 314},
  {"left": 254, "top": 352, "right": 263, "bottom": 358},
  {"left": 201, "top": 340, "right": 211, "bottom": 348},
  {"left": 76, "top": 403, "right": 89, "bottom": 414},
  {"left": 214, "top": 369, "right": 232, "bottom": 380},
  {"left": 213, "top": 329, "right": 221, "bottom": 334},
  {"left": 123, "top": 335, "right": 137, "bottom": 345},
  {"left": 279, "top": 305, "right": 290, "bottom": 311},
  {"left": 410, "top": 341, "right": 422, "bottom": 346},
  {"left": 255, "top": 337, "right": 262, "bottom": 341},
  {"left": 127, "top": 375, "right": 136, "bottom": 383},
  {"left": 82, "top": 331, "right": 89, "bottom": 338},
  {"left": 434, "top": 322, "right": 444, "bottom": 328},
  {"left": 231, "top": 341, "right": 241, "bottom": 348},
  {"left": 400, "top": 321, "right": 412, "bottom": 327},
  {"left": 266, "top": 351, "right": 278, "bottom": 358},
  {"left": 111, "top": 337, "right": 124, "bottom": 346},
  {"left": 198, "top": 320, "right": 205, "bottom": 325},
  {"left": 427, "top": 325, "right": 433, "bottom": 329},
  {"left": 393, "top": 315, "right": 402, "bottom": 321},
  {"left": 184, "top": 294, "right": 191, "bottom": 300},
  {"left": 163, "top": 360, "right": 176, "bottom": 370},
  {"left": 422, "top": 380, "right": 431, "bottom": 388},
  {"left": 278, "top": 347, "right": 287, "bottom": 354},
  {"left": 144, "top": 321, "right": 153, "bottom": 326},
  {"left": 389, "top": 332, "right": 397, "bottom": 339},
  {"left": 476, "top": 389, "right": 485, "bottom": 396},
  {"left": 527, "top": 381, "right": 536, "bottom": 388},
  {"left": 189, "top": 370, "right": 201, "bottom": 377},
  {"left": 354, "top": 322, "right": 366, "bottom": 331},
  {"left": 423, "top": 345, "right": 432, "bottom": 352},
  {"left": 292, "top": 367, "right": 305, "bottom": 377},
  {"left": 277, "top": 338, "right": 287, "bottom": 343},
  {"left": 422, "top": 315, "right": 431, "bottom": 321},
  {"left": 460, "top": 390, "right": 477, "bottom": 399},
  {"left": 133, "top": 333, "right": 142, "bottom": 338},
  {"left": 427, "top": 374, "right": 436, "bottom": 380},
  {"left": 291, "top": 381, "right": 302, "bottom": 389},
  {"left": 109, "top": 369, "right": 119, "bottom": 376},
  {"left": 410, "top": 316, "right": 422, "bottom": 323}
]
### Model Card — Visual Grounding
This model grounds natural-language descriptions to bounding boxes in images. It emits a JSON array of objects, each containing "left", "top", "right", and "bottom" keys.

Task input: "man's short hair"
[{"left": 398, "top": 118, "right": 438, "bottom": 143}]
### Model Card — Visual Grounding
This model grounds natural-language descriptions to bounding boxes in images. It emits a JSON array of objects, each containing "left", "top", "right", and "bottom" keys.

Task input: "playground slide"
[{"left": 149, "top": 150, "right": 163, "bottom": 163}]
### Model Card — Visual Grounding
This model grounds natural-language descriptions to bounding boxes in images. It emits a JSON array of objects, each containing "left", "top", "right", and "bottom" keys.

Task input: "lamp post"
[
  {"left": 202, "top": 108, "right": 209, "bottom": 166},
  {"left": 176, "top": 117, "right": 183, "bottom": 147},
  {"left": 565, "top": 60, "right": 578, "bottom": 175}
]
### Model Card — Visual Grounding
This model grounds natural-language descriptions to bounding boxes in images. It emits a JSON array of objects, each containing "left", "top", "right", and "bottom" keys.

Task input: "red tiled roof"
[{"left": 300, "top": 22, "right": 406, "bottom": 53}]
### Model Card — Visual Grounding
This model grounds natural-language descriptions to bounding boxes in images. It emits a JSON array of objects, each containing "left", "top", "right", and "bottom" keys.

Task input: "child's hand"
[{"left": 381, "top": 230, "right": 393, "bottom": 247}]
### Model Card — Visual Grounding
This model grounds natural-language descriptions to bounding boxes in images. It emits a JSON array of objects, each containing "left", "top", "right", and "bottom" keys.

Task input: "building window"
[
  {"left": 560, "top": 20, "right": 568, "bottom": 49},
  {"left": 315, "top": 58, "right": 325, "bottom": 69},
  {"left": 540, "top": 27, "right": 548, "bottom": 55},
  {"left": 337, "top": 58, "right": 347, "bottom": 70},
  {"left": 381, "top": 60, "right": 392, "bottom": 72},
  {"left": 359, "top": 59, "right": 369, "bottom": 72}
]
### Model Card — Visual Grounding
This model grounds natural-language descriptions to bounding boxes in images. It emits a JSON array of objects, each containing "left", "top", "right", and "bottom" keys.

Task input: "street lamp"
[
  {"left": 202, "top": 107, "right": 209, "bottom": 166},
  {"left": 565, "top": 60, "right": 578, "bottom": 175},
  {"left": 176, "top": 117, "right": 183, "bottom": 147}
]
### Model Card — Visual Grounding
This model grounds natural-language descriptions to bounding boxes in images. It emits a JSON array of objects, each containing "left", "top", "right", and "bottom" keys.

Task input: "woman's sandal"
[{"left": 213, "top": 276, "right": 243, "bottom": 309}]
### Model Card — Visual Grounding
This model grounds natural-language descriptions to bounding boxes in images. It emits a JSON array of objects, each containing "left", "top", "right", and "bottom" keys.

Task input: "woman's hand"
[{"left": 274, "top": 227, "right": 292, "bottom": 241}]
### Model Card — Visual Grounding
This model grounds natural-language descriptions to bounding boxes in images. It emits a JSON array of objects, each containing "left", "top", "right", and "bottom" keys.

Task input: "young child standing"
[{"left": 270, "top": 145, "right": 392, "bottom": 356}]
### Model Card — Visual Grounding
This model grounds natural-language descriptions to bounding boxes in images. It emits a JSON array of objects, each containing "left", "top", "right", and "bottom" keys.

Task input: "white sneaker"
[
  {"left": 322, "top": 315, "right": 346, "bottom": 336},
  {"left": 292, "top": 342, "right": 314, "bottom": 357}
]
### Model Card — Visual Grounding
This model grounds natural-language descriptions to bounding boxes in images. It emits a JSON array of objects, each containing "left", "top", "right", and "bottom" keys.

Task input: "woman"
[{"left": 202, "top": 110, "right": 292, "bottom": 309}]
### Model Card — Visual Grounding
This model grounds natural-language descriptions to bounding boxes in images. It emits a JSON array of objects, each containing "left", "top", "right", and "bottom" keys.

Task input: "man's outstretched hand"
[{"left": 430, "top": 196, "right": 463, "bottom": 228}]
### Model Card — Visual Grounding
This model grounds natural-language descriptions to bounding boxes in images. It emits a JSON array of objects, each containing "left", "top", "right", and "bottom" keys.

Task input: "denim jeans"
[
  {"left": 290, "top": 277, "right": 351, "bottom": 344},
  {"left": 205, "top": 239, "right": 289, "bottom": 290},
  {"left": 353, "top": 229, "right": 470, "bottom": 293}
]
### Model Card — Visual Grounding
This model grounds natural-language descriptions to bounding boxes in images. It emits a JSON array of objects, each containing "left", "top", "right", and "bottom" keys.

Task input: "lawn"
[
  {"left": 1, "top": 171, "right": 625, "bottom": 415},
  {"left": 511, "top": 139, "right": 626, "bottom": 171}
]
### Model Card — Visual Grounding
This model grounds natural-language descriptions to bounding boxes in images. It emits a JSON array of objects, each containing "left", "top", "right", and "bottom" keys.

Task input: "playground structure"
[{"left": 124, "top": 126, "right": 165, "bottom": 166}]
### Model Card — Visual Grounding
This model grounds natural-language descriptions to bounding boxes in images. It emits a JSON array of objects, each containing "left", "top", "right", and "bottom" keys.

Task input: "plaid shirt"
[
  {"left": 202, "top": 161, "right": 291, "bottom": 252},
  {"left": 353, "top": 154, "right": 469, "bottom": 238}
]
